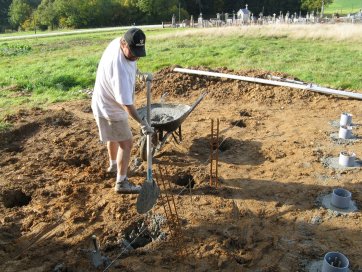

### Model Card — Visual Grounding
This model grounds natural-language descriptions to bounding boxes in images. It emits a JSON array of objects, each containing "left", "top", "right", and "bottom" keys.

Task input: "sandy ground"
[{"left": 0, "top": 66, "right": 361, "bottom": 272}]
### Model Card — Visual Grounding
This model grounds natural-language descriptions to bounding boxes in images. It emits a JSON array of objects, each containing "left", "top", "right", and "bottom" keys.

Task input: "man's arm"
[
  {"left": 123, "top": 104, "right": 143, "bottom": 124},
  {"left": 123, "top": 104, "right": 154, "bottom": 135}
]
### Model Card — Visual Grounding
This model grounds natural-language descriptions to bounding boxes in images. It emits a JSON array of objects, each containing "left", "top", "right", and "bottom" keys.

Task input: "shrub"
[{"left": 0, "top": 44, "right": 32, "bottom": 56}]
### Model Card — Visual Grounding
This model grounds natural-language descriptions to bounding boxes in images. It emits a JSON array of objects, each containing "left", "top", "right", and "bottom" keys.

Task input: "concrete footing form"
[
  {"left": 307, "top": 260, "right": 351, "bottom": 272},
  {"left": 329, "top": 120, "right": 359, "bottom": 129},
  {"left": 319, "top": 193, "right": 358, "bottom": 215},
  {"left": 322, "top": 157, "right": 362, "bottom": 170},
  {"left": 329, "top": 133, "right": 360, "bottom": 145}
]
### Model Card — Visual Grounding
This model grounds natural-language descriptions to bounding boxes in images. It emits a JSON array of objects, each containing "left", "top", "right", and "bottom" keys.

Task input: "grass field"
[
  {"left": 0, "top": 29, "right": 73, "bottom": 37},
  {"left": 1, "top": 25, "right": 362, "bottom": 128},
  {"left": 324, "top": 0, "right": 362, "bottom": 15}
]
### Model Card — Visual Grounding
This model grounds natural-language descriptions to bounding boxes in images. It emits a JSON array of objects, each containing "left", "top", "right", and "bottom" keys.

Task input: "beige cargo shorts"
[{"left": 95, "top": 116, "right": 133, "bottom": 142}]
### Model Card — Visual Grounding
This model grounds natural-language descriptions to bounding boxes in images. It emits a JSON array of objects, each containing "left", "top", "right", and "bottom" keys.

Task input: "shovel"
[{"left": 136, "top": 80, "right": 160, "bottom": 214}]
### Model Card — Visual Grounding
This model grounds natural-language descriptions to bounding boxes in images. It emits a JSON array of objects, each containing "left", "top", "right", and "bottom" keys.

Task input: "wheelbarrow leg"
[
  {"left": 155, "top": 131, "right": 173, "bottom": 154},
  {"left": 172, "top": 125, "right": 182, "bottom": 144}
]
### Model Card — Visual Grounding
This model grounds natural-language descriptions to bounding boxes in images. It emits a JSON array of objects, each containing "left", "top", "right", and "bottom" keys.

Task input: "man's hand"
[
  {"left": 142, "top": 72, "right": 153, "bottom": 82},
  {"left": 137, "top": 72, "right": 153, "bottom": 82},
  {"left": 140, "top": 120, "right": 154, "bottom": 135},
  {"left": 137, "top": 70, "right": 153, "bottom": 82}
]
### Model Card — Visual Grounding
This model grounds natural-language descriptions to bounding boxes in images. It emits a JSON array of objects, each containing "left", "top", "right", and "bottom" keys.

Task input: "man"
[{"left": 92, "top": 28, "right": 154, "bottom": 194}]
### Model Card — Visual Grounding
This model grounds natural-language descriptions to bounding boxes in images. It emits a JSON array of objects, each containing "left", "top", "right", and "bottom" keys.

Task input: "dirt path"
[{"left": 0, "top": 66, "right": 361, "bottom": 272}]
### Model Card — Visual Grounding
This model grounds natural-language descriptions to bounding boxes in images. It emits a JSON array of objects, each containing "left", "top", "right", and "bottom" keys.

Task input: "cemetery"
[{"left": 169, "top": 4, "right": 362, "bottom": 28}]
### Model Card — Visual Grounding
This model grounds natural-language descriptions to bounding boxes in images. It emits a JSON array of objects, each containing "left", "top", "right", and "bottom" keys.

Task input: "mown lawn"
[
  {"left": 324, "top": 0, "right": 362, "bottom": 15},
  {"left": 0, "top": 25, "right": 361, "bottom": 128}
]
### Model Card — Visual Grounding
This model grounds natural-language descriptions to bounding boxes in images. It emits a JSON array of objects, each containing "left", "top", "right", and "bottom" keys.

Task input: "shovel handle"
[
  {"left": 147, "top": 134, "right": 152, "bottom": 181},
  {"left": 146, "top": 81, "right": 153, "bottom": 182},
  {"left": 92, "top": 235, "right": 99, "bottom": 251},
  {"left": 146, "top": 81, "right": 151, "bottom": 124}
]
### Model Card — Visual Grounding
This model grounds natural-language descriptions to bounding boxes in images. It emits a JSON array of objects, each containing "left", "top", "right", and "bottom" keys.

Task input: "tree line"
[{"left": 0, "top": 0, "right": 332, "bottom": 33}]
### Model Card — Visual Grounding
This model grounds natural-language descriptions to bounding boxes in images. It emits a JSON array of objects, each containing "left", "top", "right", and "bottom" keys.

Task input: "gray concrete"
[
  {"left": 308, "top": 260, "right": 323, "bottom": 272},
  {"left": 138, "top": 104, "right": 190, "bottom": 125},
  {"left": 322, "top": 157, "right": 362, "bottom": 170},
  {"left": 150, "top": 107, "right": 184, "bottom": 123},
  {"left": 307, "top": 260, "right": 351, "bottom": 272},
  {"left": 321, "top": 193, "right": 358, "bottom": 214},
  {"left": 329, "top": 120, "right": 359, "bottom": 128},
  {"left": 329, "top": 133, "right": 360, "bottom": 144},
  {"left": 310, "top": 215, "right": 323, "bottom": 225}
]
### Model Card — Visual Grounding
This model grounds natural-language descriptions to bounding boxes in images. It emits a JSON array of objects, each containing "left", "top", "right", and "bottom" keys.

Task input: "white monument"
[{"left": 237, "top": 4, "right": 251, "bottom": 23}]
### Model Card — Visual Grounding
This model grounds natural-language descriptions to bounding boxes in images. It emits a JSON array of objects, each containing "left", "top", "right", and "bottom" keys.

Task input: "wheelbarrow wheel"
[{"left": 139, "top": 134, "right": 158, "bottom": 161}]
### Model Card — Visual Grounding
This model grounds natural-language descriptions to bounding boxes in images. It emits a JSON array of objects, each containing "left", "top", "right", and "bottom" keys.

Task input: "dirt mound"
[
  {"left": 138, "top": 66, "right": 317, "bottom": 106},
  {"left": 0, "top": 67, "right": 361, "bottom": 272}
]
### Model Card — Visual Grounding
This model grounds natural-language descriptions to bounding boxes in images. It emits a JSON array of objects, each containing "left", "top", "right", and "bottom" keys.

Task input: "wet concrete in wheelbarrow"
[
  {"left": 0, "top": 66, "right": 362, "bottom": 271},
  {"left": 138, "top": 105, "right": 190, "bottom": 124}
]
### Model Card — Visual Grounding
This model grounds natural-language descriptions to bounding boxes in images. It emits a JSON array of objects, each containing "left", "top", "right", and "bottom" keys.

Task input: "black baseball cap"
[{"left": 124, "top": 28, "right": 146, "bottom": 57}]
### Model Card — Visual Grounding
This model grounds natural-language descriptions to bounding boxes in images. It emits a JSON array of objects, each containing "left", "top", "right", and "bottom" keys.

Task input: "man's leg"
[
  {"left": 117, "top": 138, "right": 133, "bottom": 178},
  {"left": 107, "top": 141, "right": 118, "bottom": 172},
  {"left": 114, "top": 137, "right": 140, "bottom": 193},
  {"left": 107, "top": 141, "right": 118, "bottom": 160}
]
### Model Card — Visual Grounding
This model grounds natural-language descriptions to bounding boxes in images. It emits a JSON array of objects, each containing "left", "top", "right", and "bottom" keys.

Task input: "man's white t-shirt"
[{"left": 92, "top": 38, "right": 137, "bottom": 121}]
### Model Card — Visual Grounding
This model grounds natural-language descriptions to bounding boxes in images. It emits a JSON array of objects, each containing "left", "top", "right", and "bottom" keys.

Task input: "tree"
[
  {"left": 113, "top": 0, "right": 145, "bottom": 25},
  {"left": 135, "top": 0, "right": 186, "bottom": 23},
  {"left": 301, "top": 0, "right": 333, "bottom": 11},
  {"left": 9, "top": 0, "right": 33, "bottom": 29},
  {"left": 53, "top": 0, "right": 92, "bottom": 28},
  {"left": 0, "top": 0, "right": 12, "bottom": 32},
  {"left": 27, "top": 0, "right": 42, "bottom": 8},
  {"left": 36, "top": 0, "right": 58, "bottom": 30}
]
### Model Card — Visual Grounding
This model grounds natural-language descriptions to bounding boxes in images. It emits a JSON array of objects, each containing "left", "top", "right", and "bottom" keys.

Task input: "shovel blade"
[
  {"left": 90, "top": 251, "right": 103, "bottom": 268},
  {"left": 136, "top": 180, "right": 160, "bottom": 214}
]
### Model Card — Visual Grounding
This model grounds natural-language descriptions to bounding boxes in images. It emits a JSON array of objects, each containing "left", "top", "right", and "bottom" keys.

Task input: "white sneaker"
[
  {"left": 114, "top": 178, "right": 141, "bottom": 194},
  {"left": 107, "top": 164, "right": 117, "bottom": 173}
]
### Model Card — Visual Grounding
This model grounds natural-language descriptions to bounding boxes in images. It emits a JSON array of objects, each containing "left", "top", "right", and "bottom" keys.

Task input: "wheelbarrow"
[{"left": 137, "top": 93, "right": 206, "bottom": 161}]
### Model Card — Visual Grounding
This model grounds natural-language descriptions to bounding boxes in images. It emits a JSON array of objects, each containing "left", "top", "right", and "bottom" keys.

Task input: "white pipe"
[{"left": 174, "top": 68, "right": 362, "bottom": 100}]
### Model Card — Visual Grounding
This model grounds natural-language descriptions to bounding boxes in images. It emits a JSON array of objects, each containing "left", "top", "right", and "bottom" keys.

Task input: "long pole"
[
  {"left": 173, "top": 67, "right": 362, "bottom": 100},
  {"left": 321, "top": 0, "right": 324, "bottom": 18},
  {"left": 33, "top": 13, "right": 37, "bottom": 34}
]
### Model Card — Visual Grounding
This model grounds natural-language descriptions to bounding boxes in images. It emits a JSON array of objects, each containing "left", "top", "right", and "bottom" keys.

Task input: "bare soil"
[{"left": 1, "top": 66, "right": 361, "bottom": 272}]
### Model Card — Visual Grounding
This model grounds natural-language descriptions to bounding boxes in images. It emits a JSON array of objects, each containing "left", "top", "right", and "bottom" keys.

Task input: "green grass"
[
  {"left": 1, "top": 26, "right": 362, "bottom": 129},
  {"left": 151, "top": 37, "right": 360, "bottom": 90},
  {"left": 0, "top": 121, "right": 12, "bottom": 133},
  {"left": 0, "top": 30, "right": 53, "bottom": 37},
  {"left": 0, "top": 26, "right": 130, "bottom": 38},
  {"left": 324, "top": 0, "right": 362, "bottom": 15},
  {"left": 0, "top": 28, "right": 92, "bottom": 38}
]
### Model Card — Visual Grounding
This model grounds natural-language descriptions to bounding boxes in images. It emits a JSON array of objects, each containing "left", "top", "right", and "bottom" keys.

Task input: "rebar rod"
[
  {"left": 216, "top": 118, "right": 219, "bottom": 188},
  {"left": 210, "top": 119, "right": 214, "bottom": 186},
  {"left": 155, "top": 169, "right": 173, "bottom": 236},
  {"left": 164, "top": 166, "right": 181, "bottom": 227},
  {"left": 210, "top": 118, "right": 219, "bottom": 188}
]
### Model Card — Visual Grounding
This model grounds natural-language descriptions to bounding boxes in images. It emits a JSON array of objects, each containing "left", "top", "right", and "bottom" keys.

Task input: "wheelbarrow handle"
[{"left": 187, "top": 92, "right": 207, "bottom": 116}]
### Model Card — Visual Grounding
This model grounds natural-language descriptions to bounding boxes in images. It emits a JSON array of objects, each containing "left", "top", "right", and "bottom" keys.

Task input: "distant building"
[{"left": 237, "top": 4, "right": 251, "bottom": 23}]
